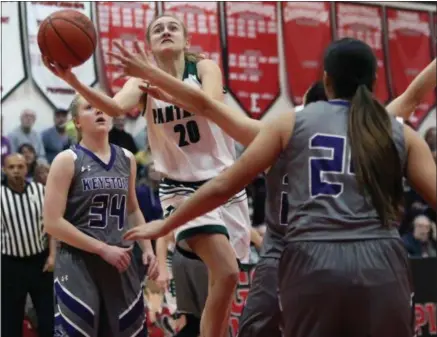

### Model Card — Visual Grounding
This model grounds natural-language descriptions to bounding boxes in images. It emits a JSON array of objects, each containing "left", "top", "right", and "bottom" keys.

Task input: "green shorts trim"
[{"left": 176, "top": 225, "right": 229, "bottom": 260}]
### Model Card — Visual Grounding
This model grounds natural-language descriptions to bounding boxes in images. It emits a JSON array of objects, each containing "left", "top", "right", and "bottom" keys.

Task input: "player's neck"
[
  {"left": 156, "top": 53, "right": 185, "bottom": 80},
  {"left": 80, "top": 135, "right": 110, "bottom": 155}
]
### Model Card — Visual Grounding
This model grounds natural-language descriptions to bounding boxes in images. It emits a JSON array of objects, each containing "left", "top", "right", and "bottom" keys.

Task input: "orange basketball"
[{"left": 37, "top": 9, "right": 97, "bottom": 68}]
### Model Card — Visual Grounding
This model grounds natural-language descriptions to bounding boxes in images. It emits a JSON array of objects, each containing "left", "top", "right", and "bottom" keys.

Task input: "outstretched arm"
[
  {"left": 158, "top": 112, "right": 295, "bottom": 234},
  {"left": 140, "top": 60, "right": 262, "bottom": 147},
  {"left": 42, "top": 56, "right": 143, "bottom": 117},
  {"left": 109, "top": 42, "right": 261, "bottom": 147},
  {"left": 386, "top": 59, "right": 436, "bottom": 119},
  {"left": 404, "top": 125, "right": 437, "bottom": 209}
]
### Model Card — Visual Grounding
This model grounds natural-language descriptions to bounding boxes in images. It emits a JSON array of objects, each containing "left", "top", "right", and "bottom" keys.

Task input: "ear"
[
  {"left": 185, "top": 37, "right": 190, "bottom": 50},
  {"left": 73, "top": 117, "right": 81, "bottom": 130},
  {"left": 322, "top": 71, "right": 332, "bottom": 99}
]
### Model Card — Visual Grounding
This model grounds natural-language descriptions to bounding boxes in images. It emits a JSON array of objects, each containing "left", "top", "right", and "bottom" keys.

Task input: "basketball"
[{"left": 37, "top": 10, "right": 96, "bottom": 68}]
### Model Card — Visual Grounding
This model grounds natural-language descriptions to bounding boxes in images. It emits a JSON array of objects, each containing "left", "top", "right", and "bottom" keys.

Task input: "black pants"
[
  {"left": 1, "top": 251, "right": 54, "bottom": 337},
  {"left": 278, "top": 239, "right": 414, "bottom": 337}
]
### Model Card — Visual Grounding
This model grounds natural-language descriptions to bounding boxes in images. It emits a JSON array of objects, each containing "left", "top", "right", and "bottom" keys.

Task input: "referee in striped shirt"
[{"left": 1, "top": 153, "right": 54, "bottom": 337}]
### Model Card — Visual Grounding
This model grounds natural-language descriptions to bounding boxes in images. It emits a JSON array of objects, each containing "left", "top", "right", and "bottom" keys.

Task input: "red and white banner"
[
  {"left": 224, "top": 2, "right": 280, "bottom": 119},
  {"left": 1, "top": 2, "right": 27, "bottom": 101},
  {"left": 96, "top": 2, "right": 156, "bottom": 95},
  {"left": 162, "top": 2, "right": 222, "bottom": 68},
  {"left": 282, "top": 2, "right": 331, "bottom": 106},
  {"left": 432, "top": 13, "right": 436, "bottom": 58},
  {"left": 26, "top": 2, "right": 97, "bottom": 109},
  {"left": 335, "top": 3, "right": 389, "bottom": 104},
  {"left": 387, "top": 8, "right": 435, "bottom": 128}
]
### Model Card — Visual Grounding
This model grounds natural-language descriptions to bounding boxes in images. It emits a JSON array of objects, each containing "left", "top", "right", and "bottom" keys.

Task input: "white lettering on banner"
[
  {"left": 96, "top": 2, "right": 156, "bottom": 102},
  {"left": 1, "top": 2, "right": 26, "bottom": 101},
  {"left": 337, "top": 4, "right": 382, "bottom": 31},
  {"left": 225, "top": 2, "right": 280, "bottom": 118},
  {"left": 227, "top": 2, "right": 276, "bottom": 21},
  {"left": 26, "top": 2, "right": 96, "bottom": 109},
  {"left": 284, "top": 8, "right": 329, "bottom": 24},
  {"left": 163, "top": 2, "right": 221, "bottom": 65},
  {"left": 30, "top": 2, "right": 85, "bottom": 10},
  {"left": 164, "top": 2, "right": 217, "bottom": 13},
  {"left": 250, "top": 93, "right": 261, "bottom": 113},
  {"left": 336, "top": 4, "right": 382, "bottom": 51},
  {"left": 388, "top": 10, "right": 430, "bottom": 36}
]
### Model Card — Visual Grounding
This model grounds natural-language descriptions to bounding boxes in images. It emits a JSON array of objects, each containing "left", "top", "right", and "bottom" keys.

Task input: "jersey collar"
[
  {"left": 76, "top": 143, "right": 116, "bottom": 171},
  {"left": 328, "top": 99, "right": 350, "bottom": 107}
]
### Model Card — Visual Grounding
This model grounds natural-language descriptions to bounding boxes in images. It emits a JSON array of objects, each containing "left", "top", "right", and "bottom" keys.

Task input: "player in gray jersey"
[
  {"left": 237, "top": 82, "right": 327, "bottom": 337},
  {"left": 43, "top": 94, "right": 158, "bottom": 337},
  {"left": 124, "top": 38, "right": 436, "bottom": 337}
]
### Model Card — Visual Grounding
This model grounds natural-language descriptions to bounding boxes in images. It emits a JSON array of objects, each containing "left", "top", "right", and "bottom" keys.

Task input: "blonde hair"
[
  {"left": 68, "top": 94, "right": 83, "bottom": 143},
  {"left": 146, "top": 14, "right": 205, "bottom": 63}
]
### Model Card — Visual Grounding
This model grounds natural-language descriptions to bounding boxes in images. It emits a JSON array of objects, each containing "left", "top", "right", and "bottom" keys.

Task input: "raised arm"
[
  {"left": 156, "top": 111, "right": 295, "bottom": 235},
  {"left": 42, "top": 56, "right": 143, "bottom": 117},
  {"left": 109, "top": 42, "right": 261, "bottom": 147},
  {"left": 386, "top": 59, "right": 436, "bottom": 119},
  {"left": 404, "top": 125, "right": 437, "bottom": 210}
]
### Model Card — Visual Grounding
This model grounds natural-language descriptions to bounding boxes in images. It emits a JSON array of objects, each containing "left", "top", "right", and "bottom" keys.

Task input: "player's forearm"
[
  {"left": 205, "top": 99, "right": 262, "bottom": 147},
  {"left": 128, "top": 208, "right": 153, "bottom": 253},
  {"left": 164, "top": 179, "right": 236, "bottom": 233},
  {"left": 143, "top": 66, "right": 262, "bottom": 146},
  {"left": 156, "top": 236, "right": 170, "bottom": 270},
  {"left": 250, "top": 228, "right": 263, "bottom": 250},
  {"left": 141, "top": 65, "right": 210, "bottom": 112},
  {"left": 48, "top": 235, "right": 57, "bottom": 258},
  {"left": 386, "top": 59, "right": 436, "bottom": 119},
  {"left": 45, "top": 217, "right": 106, "bottom": 255},
  {"left": 68, "top": 77, "right": 125, "bottom": 117}
]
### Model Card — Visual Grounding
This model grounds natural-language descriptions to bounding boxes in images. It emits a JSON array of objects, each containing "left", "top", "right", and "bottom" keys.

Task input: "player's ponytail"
[
  {"left": 348, "top": 85, "right": 404, "bottom": 227},
  {"left": 184, "top": 50, "right": 205, "bottom": 63},
  {"left": 69, "top": 94, "right": 82, "bottom": 143}
]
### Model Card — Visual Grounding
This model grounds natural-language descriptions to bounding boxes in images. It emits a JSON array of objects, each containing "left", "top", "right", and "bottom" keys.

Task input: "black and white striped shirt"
[{"left": 1, "top": 181, "right": 46, "bottom": 257}]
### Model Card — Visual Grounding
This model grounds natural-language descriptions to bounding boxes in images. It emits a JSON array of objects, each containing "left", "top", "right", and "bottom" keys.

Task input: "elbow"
[
  {"left": 108, "top": 105, "right": 126, "bottom": 117},
  {"left": 44, "top": 221, "right": 55, "bottom": 236},
  {"left": 43, "top": 215, "right": 58, "bottom": 237}
]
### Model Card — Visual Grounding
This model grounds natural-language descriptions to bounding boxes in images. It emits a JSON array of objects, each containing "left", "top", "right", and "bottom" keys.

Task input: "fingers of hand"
[
  {"left": 133, "top": 41, "right": 146, "bottom": 58},
  {"left": 116, "top": 251, "right": 131, "bottom": 272},
  {"left": 123, "top": 229, "right": 137, "bottom": 241},
  {"left": 149, "top": 262, "right": 160, "bottom": 281},
  {"left": 112, "top": 41, "right": 131, "bottom": 57},
  {"left": 53, "top": 62, "right": 66, "bottom": 74},
  {"left": 42, "top": 56, "right": 57, "bottom": 73},
  {"left": 112, "top": 72, "right": 128, "bottom": 82},
  {"left": 107, "top": 52, "right": 129, "bottom": 65}
]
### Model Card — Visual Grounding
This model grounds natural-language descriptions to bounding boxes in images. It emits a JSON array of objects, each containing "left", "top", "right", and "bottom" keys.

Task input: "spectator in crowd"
[
  {"left": 41, "top": 108, "right": 72, "bottom": 163},
  {"left": 136, "top": 162, "right": 163, "bottom": 223},
  {"left": 8, "top": 109, "right": 46, "bottom": 162},
  {"left": 1, "top": 153, "right": 55, "bottom": 337},
  {"left": 1, "top": 115, "right": 11, "bottom": 166},
  {"left": 134, "top": 126, "right": 148, "bottom": 152},
  {"left": 424, "top": 126, "right": 436, "bottom": 149},
  {"left": 65, "top": 118, "right": 78, "bottom": 143},
  {"left": 403, "top": 214, "right": 437, "bottom": 258},
  {"left": 33, "top": 162, "right": 50, "bottom": 185},
  {"left": 109, "top": 116, "right": 138, "bottom": 154},
  {"left": 18, "top": 143, "right": 38, "bottom": 181}
]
